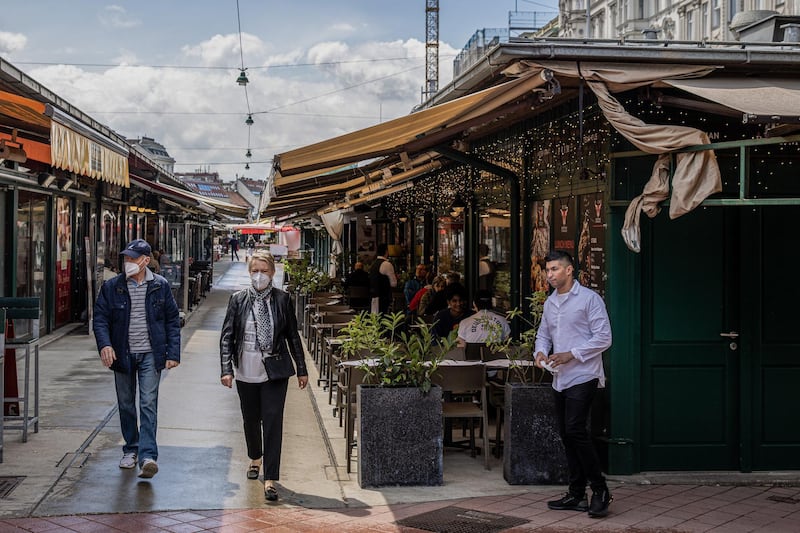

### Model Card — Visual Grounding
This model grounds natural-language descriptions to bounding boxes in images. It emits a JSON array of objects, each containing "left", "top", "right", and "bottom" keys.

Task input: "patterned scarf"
[{"left": 248, "top": 284, "right": 274, "bottom": 352}]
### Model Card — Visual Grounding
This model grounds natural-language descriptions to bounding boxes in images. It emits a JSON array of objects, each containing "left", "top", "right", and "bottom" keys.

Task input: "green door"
[{"left": 640, "top": 205, "right": 800, "bottom": 471}]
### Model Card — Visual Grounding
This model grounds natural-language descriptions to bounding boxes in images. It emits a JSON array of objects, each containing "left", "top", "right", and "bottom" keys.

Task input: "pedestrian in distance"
[
  {"left": 534, "top": 250, "right": 613, "bottom": 518},
  {"left": 219, "top": 250, "right": 308, "bottom": 502},
  {"left": 229, "top": 235, "right": 240, "bottom": 261},
  {"left": 93, "top": 239, "right": 181, "bottom": 479}
]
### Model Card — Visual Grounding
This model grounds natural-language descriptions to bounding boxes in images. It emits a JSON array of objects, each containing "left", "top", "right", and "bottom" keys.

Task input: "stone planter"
[
  {"left": 357, "top": 384, "right": 443, "bottom": 487},
  {"left": 503, "top": 382, "right": 568, "bottom": 485}
]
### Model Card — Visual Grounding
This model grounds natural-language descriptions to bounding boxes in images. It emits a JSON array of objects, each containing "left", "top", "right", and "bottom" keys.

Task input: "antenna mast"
[{"left": 423, "top": 0, "right": 439, "bottom": 102}]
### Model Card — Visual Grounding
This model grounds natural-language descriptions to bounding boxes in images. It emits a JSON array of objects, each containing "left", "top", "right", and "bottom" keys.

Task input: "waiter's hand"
[
  {"left": 166, "top": 360, "right": 180, "bottom": 369},
  {"left": 548, "top": 351, "right": 575, "bottom": 368},
  {"left": 298, "top": 375, "right": 308, "bottom": 389},
  {"left": 221, "top": 375, "right": 233, "bottom": 388},
  {"left": 100, "top": 346, "right": 116, "bottom": 368}
]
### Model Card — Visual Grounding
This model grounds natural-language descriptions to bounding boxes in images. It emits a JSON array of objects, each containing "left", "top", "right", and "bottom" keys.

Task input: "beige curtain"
[
  {"left": 321, "top": 210, "right": 344, "bottom": 278},
  {"left": 504, "top": 61, "right": 722, "bottom": 252}
]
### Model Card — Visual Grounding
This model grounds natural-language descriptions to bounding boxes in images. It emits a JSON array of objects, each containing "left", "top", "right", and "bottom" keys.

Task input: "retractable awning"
[
  {"left": 131, "top": 174, "right": 249, "bottom": 216},
  {"left": 0, "top": 90, "right": 130, "bottom": 187},
  {"left": 663, "top": 77, "right": 800, "bottom": 123},
  {"left": 274, "top": 72, "right": 548, "bottom": 179}
]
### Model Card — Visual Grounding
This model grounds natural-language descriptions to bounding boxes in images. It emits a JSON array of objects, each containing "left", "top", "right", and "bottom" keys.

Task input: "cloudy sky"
[{"left": 1, "top": 0, "right": 557, "bottom": 181}]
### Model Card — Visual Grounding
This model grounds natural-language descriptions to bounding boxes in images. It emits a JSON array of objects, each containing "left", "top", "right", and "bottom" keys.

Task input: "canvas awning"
[
  {"left": 274, "top": 72, "right": 548, "bottom": 179},
  {"left": 662, "top": 77, "right": 800, "bottom": 123},
  {"left": 130, "top": 174, "right": 216, "bottom": 215},
  {"left": 0, "top": 90, "right": 130, "bottom": 187}
]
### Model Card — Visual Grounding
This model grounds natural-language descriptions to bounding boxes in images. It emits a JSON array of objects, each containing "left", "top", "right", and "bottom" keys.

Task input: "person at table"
[
  {"left": 432, "top": 286, "right": 470, "bottom": 339},
  {"left": 534, "top": 250, "right": 613, "bottom": 518},
  {"left": 417, "top": 275, "right": 446, "bottom": 319},
  {"left": 368, "top": 243, "right": 397, "bottom": 314},
  {"left": 343, "top": 261, "right": 370, "bottom": 290},
  {"left": 219, "top": 250, "right": 308, "bottom": 502},
  {"left": 404, "top": 264, "right": 427, "bottom": 310},
  {"left": 456, "top": 290, "right": 510, "bottom": 347}
]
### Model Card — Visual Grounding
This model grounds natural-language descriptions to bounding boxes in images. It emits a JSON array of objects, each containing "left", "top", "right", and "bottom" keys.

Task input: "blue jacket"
[{"left": 93, "top": 272, "right": 181, "bottom": 373}]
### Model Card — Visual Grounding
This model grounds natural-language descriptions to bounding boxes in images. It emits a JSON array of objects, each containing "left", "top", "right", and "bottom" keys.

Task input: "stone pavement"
[{"left": 0, "top": 256, "right": 798, "bottom": 532}]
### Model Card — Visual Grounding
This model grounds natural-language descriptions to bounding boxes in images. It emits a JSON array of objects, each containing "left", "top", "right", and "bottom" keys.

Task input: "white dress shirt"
[{"left": 534, "top": 281, "right": 612, "bottom": 392}]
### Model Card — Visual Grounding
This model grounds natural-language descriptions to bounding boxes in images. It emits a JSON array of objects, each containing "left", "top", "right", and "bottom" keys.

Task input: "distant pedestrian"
[
  {"left": 535, "top": 250, "right": 613, "bottom": 518},
  {"left": 219, "top": 250, "right": 308, "bottom": 502},
  {"left": 246, "top": 235, "right": 256, "bottom": 259},
  {"left": 368, "top": 243, "right": 397, "bottom": 314},
  {"left": 229, "top": 236, "right": 240, "bottom": 261},
  {"left": 93, "top": 239, "right": 181, "bottom": 479}
]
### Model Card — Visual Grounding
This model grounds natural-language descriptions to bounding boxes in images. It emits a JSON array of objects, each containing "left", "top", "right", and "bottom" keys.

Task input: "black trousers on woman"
[{"left": 235, "top": 378, "right": 289, "bottom": 480}]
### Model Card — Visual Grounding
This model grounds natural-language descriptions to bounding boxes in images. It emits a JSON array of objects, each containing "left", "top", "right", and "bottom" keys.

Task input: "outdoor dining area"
[{"left": 295, "top": 286, "right": 564, "bottom": 489}]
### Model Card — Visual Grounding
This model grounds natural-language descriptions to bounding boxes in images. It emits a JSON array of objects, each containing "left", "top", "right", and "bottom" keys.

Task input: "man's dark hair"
[
  {"left": 479, "top": 243, "right": 490, "bottom": 256},
  {"left": 376, "top": 243, "right": 388, "bottom": 256},
  {"left": 545, "top": 250, "right": 574, "bottom": 266},
  {"left": 474, "top": 289, "right": 493, "bottom": 310},
  {"left": 444, "top": 284, "right": 467, "bottom": 302}
]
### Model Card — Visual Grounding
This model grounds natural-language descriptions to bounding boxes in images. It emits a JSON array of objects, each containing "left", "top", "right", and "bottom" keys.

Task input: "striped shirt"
[{"left": 127, "top": 268, "right": 154, "bottom": 353}]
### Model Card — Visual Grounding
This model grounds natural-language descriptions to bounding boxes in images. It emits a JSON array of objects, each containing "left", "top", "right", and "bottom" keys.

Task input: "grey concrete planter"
[
  {"left": 503, "top": 382, "right": 568, "bottom": 485},
  {"left": 357, "top": 384, "right": 443, "bottom": 487}
]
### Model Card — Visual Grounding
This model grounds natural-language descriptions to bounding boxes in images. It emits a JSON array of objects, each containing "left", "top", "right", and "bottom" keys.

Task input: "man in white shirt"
[
  {"left": 369, "top": 243, "right": 398, "bottom": 314},
  {"left": 534, "top": 250, "right": 613, "bottom": 519},
  {"left": 456, "top": 290, "right": 510, "bottom": 347}
]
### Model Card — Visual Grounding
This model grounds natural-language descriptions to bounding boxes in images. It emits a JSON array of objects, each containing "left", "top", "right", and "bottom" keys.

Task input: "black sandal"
[
  {"left": 247, "top": 465, "right": 260, "bottom": 480},
  {"left": 265, "top": 485, "right": 278, "bottom": 501}
]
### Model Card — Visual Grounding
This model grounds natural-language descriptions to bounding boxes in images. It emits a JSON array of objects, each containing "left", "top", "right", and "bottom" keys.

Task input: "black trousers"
[
  {"left": 235, "top": 378, "right": 289, "bottom": 480},
  {"left": 553, "top": 378, "right": 607, "bottom": 497}
]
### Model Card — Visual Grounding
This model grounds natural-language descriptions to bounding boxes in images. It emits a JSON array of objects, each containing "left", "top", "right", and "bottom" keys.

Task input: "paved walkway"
[{"left": 0, "top": 256, "right": 798, "bottom": 532}]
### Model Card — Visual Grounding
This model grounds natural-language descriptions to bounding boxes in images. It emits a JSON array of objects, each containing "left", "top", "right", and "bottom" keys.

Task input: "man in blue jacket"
[{"left": 93, "top": 239, "right": 181, "bottom": 479}]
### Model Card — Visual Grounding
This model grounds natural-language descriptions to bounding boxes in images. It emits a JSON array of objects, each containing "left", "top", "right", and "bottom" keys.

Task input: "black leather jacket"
[{"left": 219, "top": 287, "right": 307, "bottom": 380}]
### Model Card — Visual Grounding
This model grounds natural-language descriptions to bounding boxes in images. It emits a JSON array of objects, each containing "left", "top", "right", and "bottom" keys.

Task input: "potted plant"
[
  {"left": 483, "top": 291, "right": 569, "bottom": 485},
  {"left": 339, "top": 312, "right": 457, "bottom": 487}
]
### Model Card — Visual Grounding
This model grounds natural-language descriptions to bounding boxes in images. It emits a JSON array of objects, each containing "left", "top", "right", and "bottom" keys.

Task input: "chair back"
[
  {"left": 316, "top": 305, "right": 352, "bottom": 314},
  {"left": 0, "top": 297, "right": 41, "bottom": 340},
  {"left": 433, "top": 344, "right": 465, "bottom": 361},
  {"left": 432, "top": 364, "right": 485, "bottom": 393},
  {"left": 318, "top": 313, "right": 355, "bottom": 325},
  {"left": 464, "top": 343, "right": 485, "bottom": 361}
]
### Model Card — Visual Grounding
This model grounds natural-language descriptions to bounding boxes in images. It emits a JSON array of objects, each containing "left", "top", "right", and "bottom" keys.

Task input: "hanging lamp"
[
  {"left": 236, "top": 68, "right": 249, "bottom": 86},
  {"left": 245, "top": 114, "right": 254, "bottom": 126}
]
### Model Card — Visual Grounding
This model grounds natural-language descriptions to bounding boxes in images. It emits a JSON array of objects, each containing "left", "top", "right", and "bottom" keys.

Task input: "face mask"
[
  {"left": 124, "top": 261, "right": 142, "bottom": 277},
  {"left": 251, "top": 272, "right": 271, "bottom": 291}
]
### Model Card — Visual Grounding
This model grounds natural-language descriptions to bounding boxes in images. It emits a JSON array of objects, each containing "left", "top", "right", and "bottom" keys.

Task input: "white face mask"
[
  {"left": 251, "top": 272, "right": 271, "bottom": 291},
  {"left": 124, "top": 260, "right": 142, "bottom": 277}
]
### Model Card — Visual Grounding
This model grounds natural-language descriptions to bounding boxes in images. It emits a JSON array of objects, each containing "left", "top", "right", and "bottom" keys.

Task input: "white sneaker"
[
  {"left": 119, "top": 452, "right": 137, "bottom": 469},
  {"left": 138, "top": 458, "right": 158, "bottom": 478}
]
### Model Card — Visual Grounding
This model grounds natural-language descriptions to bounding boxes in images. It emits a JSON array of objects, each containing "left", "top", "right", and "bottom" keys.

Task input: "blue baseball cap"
[{"left": 120, "top": 239, "right": 152, "bottom": 259}]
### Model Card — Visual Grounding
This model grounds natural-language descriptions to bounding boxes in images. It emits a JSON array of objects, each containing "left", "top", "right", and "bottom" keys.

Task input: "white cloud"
[
  {"left": 0, "top": 31, "right": 27, "bottom": 54},
  {"left": 98, "top": 5, "right": 141, "bottom": 29},
  {"left": 329, "top": 23, "right": 356, "bottom": 34}
]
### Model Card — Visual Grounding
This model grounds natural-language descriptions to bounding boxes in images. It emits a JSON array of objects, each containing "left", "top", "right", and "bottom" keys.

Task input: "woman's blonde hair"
[{"left": 249, "top": 250, "right": 276, "bottom": 272}]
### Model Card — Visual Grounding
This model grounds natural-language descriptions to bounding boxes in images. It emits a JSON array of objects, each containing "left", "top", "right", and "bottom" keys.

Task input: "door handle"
[{"left": 719, "top": 332, "right": 739, "bottom": 338}]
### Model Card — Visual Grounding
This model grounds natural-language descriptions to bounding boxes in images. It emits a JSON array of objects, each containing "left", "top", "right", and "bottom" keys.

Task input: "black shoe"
[
  {"left": 265, "top": 485, "right": 278, "bottom": 502},
  {"left": 547, "top": 493, "right": 588, "bottom": 511},
  {"left": 588, "top": 488, "right": 612, "bottom": 518}
]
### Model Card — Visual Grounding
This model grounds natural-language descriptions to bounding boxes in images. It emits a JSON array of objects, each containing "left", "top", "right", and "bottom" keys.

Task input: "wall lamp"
[
  {"left": 0, "top": 139, "right": 28, "bottom": 163},
  {"left": 58, "top": 177, "right": 76, "bottom": 191},
  {"left": 450, "top": 194, "right": 466, "bottom": 217},
  {"left": 38, "top": 172, "right": 56, "bottom": 187}
]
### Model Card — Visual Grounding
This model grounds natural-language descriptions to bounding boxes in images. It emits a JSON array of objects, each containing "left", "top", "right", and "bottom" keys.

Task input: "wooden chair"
[
  {"left": 341, "top": 365, "right": 368, "bottom": 473},
  {"left": 432, "top": 363, "right": 490, "bottom": 470}
]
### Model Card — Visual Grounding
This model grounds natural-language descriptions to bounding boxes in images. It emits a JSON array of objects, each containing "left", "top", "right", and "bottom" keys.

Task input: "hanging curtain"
[
  {"left": 321, "top": 210, "right": 344, "bottom": 278},
  {"left": 504, "top": 61, "right": 722, "bottom": 252}
]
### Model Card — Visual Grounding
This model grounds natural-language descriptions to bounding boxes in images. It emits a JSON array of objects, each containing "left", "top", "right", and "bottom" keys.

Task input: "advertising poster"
[
  {"left": 356, "top": 214, "right": 376, "bottom": 262},
  {"left": 56, "top": 197, "right": 72, "bottom": 325},
  {"left": 578, "top": 194, "right": 607, "bottom": 297},
  {"left": 553, "top": 196, "right": 577, "bottom": 258},
  {"left": 530, "top": 200, "right": 551, "bottom": 293}
]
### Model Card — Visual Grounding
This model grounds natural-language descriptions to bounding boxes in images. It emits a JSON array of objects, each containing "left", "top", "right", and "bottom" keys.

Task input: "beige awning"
[
  {"left": 663, "top": 77, "right": 800, "bottom": 123},
  {"left": 275, "top": 72, "right": 547, "bottom": 178}
]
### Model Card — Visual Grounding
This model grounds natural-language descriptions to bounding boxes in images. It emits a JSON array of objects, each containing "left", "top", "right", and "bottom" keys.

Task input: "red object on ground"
[{"left": 4, "top": 319, "right": 19, "bottom": 416}]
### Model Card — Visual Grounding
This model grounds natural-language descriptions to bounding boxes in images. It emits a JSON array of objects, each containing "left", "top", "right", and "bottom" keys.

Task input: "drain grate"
[
  {"left": 396, "top": 506, "right": 527, "bottom": 533},
  {"left": 767, "top": 495, "right": 800, "bottom": 504},
  {"left": 0, "top": 477, "right": 25, "bottom": 499}
]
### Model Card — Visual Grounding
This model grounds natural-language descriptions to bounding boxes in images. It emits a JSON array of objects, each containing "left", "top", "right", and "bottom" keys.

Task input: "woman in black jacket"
[{"left": 219, "top": 250, "right": 307, "bottom": 502}]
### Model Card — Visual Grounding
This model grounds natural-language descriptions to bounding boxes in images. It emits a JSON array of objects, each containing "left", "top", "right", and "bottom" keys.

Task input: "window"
[
  {"left": 712, "top": 0, "right": 721, "bottom": 29},
  {"left": 702, "top": 3, "right": 709, "bottom": 36},
  {"left": 728, "top": 0, "right": 738, "bottom": 22},
  {"left": 687, "top": 10, "right": 694, "bottom": 40}
]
